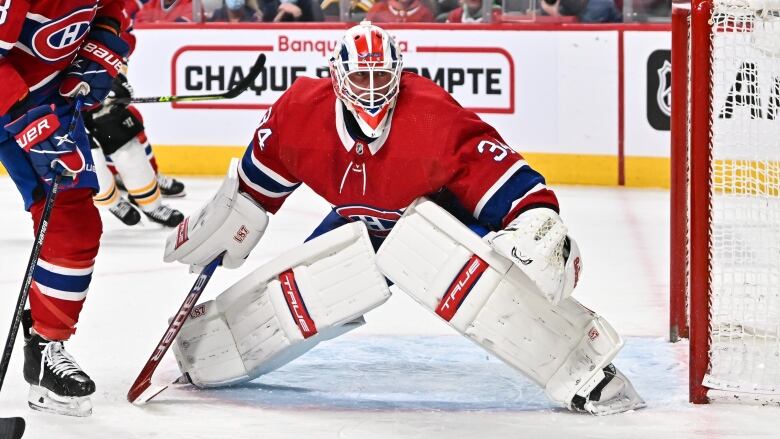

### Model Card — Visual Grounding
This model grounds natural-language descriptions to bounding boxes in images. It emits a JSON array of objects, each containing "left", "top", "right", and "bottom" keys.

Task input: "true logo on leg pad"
[
  {"left": 279, "top": 270, "right": 317, "bottom": 338},
  {"left": 436, "top": 255, "right": 488, "bottom": 322}
]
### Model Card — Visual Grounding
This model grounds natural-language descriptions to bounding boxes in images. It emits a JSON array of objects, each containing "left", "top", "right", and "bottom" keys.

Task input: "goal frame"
[{"left": 669, "top": 0, "right": 713, "bottom": 405}]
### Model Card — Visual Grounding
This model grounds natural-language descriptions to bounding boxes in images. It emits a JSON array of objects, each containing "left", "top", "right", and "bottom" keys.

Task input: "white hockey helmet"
[{"left": 329, "top": 21, "right": 403, "bottom": 138}]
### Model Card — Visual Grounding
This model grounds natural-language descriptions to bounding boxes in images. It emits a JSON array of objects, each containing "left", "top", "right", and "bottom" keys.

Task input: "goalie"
[{"left": 163, "top": 21, "right": 645, "bottom": 415}]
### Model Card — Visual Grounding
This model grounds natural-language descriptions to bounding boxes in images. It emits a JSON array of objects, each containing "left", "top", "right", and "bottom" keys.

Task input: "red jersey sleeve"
[
  {"left": 97, "top": 0, "right": 130, "bottom": 32},
  {"left": 444, "top": 109, "right": 559, "bottom": 230},
  {"left": 0, "top": 1, "right": 30, "bottom": 115},
  {"left": 237, "top": 91, "right": 302, "bottom": 214}
]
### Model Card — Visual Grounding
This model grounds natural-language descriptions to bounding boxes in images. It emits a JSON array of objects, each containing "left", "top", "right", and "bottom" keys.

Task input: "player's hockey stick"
[
  {"left": 127, "top": 53, "right": 266, "bottom": 104},
  {"left": 0, "top": 175, "right": 64, "bottom": 437},
  {"left": 0, "top": 99, "right": 83, "bottom": 438},
  {"left": 127, "top": 253, "right": 224, "bottom": 404},
  {"left": 0, "top": 416, "right": 25, "bottom": 439}
]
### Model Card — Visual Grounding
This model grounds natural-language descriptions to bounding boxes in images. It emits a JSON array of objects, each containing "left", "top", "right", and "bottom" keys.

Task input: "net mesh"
[{"left": 706, "top": 0, "right": 780, "bottom": 396}]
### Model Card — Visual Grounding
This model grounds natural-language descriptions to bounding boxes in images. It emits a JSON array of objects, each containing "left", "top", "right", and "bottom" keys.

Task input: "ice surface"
[{"left": 0, "top": 177, "right": 777, "bottom": 439}]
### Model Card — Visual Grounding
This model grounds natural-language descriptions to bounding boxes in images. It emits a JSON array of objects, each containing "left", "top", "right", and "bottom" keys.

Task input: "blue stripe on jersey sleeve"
[
  {"left": 477, "top": 167, "right": 547, "bottom": 229},
  {"left": 32, "top": 267, "right": 92, "bottom": 293},
  {"left": 240, "top": 146, "right": 299, "bottom": 195}
]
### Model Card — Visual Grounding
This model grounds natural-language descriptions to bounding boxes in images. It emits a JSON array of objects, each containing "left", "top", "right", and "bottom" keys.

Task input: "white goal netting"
[{"left": 706, "top": 0, "right": 780, "bottom": 399}]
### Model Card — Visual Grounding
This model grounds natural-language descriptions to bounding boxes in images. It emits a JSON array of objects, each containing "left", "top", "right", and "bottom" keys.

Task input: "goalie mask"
[{"left": 329, "top": 21, "right": 403, "bottom": 139}]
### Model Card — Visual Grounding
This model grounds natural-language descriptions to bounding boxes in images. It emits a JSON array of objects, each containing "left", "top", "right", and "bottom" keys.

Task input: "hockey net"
[{"left": 671, "top": 0, "right": 780, "bottom": 404}]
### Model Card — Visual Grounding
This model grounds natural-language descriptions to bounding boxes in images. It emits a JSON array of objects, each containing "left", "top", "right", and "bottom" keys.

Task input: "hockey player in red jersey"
[
  {"left": 0, "top": 0, "right": 128, "bottom": 416},
  {"left": 163, "top": 22, "right": 646, "bottom": 415}
]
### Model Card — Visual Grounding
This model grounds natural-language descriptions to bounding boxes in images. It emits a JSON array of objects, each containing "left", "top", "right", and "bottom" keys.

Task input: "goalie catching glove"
[
  {"left": 487, "top": 208, "right": 582, "bottom": 305},
  {"left": 164, "top": 159, "right": 267, "bottom": 271}
]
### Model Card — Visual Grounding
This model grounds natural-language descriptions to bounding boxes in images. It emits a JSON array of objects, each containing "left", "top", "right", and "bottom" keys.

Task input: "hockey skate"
[
  {"left": 23, "top": 323, "right": 95, "bottom": 417},
  {"left": 570, "top": 364, "right": 646, "bottom": 415},
  {"left": 109, "top": 198, "right": 141, "bottom": 226},
  {"left": 138, "top": 203, "right": 185, "bottom": 227},
  {"left": 157, "top": 174, "right": 186, "bottom": 198}
]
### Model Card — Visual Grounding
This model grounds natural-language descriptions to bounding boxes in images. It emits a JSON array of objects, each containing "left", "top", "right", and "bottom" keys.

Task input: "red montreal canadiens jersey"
[
  {"left": 0, "top": 0, "right": 125, "bottom": 111},
  {"left": 238, "top": 72, "right": 558, "bottom": 238}
]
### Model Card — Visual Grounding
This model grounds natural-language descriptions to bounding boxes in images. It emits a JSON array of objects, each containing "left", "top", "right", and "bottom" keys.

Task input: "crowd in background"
[{"left": 136, "top": 0, "right": 672, "bottom": 24}]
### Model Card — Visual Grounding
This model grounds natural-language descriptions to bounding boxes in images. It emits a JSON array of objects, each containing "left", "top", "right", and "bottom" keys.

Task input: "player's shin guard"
[
  {"left": 171, "top": 222, "right": 391, "bottom": 388},
  {"left": 376, "top": 199, "right": 645, "bottom": 414},
  {"left": 92, "top": 146, "right": 142, "bottom": 226},
  {"left": 110, "top": 137, "right": 162, "bottom": 211},
  {"left": 91, "top": 147, "right": 120, "bottom": 209},
  {"left": 29, "top": 188, "right": 101, "bottom": 341},
  {"left": 108, "top": 132, "right": 155, "bottom": 175}
]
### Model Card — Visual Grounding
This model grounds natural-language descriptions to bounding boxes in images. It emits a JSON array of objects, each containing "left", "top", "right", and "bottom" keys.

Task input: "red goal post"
[{"left": 670, "top": 0, "right": 780, "bottom": 405}]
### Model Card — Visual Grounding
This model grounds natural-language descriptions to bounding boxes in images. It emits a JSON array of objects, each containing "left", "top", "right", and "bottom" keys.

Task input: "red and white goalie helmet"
[{"left": 329, "top": 21, "right": 403, "bottom": 138}]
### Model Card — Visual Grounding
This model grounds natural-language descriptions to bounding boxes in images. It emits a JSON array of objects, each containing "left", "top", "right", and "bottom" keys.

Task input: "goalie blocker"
[
  {"left": 171, "top": 222, "right": 391, "bottom": 387},
  {"left": 165, "top": 159, "right": 267, "bottom": 271},
  {"left": 375, "top": 199, "right": 645, "bottom": 415}
]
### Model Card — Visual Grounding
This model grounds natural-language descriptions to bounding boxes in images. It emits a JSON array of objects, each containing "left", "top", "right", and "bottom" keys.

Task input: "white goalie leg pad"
[
  {"left": 164, "top": 158, "right": 268, "bottom": 271},
  {"left": 172, "top": 222, "right": 391, "bottom": 388},
  {"left": 376, "top": 199, "right": 623, "bottom": 406}
]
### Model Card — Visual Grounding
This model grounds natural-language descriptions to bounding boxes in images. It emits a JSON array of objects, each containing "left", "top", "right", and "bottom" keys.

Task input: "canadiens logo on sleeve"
[
  {"left": 335, "top": 205, "right": 404, "bottom": 237},
  {"left": 28, "top": 6, "right": 97, "bottom": 62}
]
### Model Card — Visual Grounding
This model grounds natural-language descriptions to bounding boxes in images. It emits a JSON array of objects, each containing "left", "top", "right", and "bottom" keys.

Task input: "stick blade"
[
  {"left": 127, "top": 378, "right": 151, "bottom": 403},
  {"left": 131, "top": 384, "right": 169, "bottom": 406},
  {"left": 0, "top": 417, "right": 25, "bottom": 439},
  {"left": 224, "top": 53, "right": 266, "bottom": 99}
]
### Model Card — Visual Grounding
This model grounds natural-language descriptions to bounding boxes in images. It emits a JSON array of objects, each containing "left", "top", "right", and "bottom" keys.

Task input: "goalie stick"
[
  {"left": 126, "top": 53, "right": 266, "bottom": 104},
  {"left": 0, "top": 100, "right": 83, "bottom": 438},
  {"left": 127, "top": 254, "right": 224, "bottom": 404}
]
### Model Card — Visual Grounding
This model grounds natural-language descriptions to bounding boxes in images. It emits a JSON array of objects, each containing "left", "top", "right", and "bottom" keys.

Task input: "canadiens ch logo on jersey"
[
  {"left": 335, "top": 205, "right": 404, "bottom": 237},
  {"left": 29, "top": 6, "right": 96, "bottom": 62}
]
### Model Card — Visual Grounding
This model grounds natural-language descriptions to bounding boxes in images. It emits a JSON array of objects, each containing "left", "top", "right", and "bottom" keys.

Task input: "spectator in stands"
[
  {"left": 435, "top": 0, "right": 460, "bottom": 21},
  {"left": 263, "top": 0, "right": 319, "bottom": 21},
  {"left": 367, "top": 0, "right": 435, "bottom": 22},
  {"left": 540, "top": 0, "right": 622, "bottom": 22},
  {"left": 445, "top": 0, "right": 500, "bottom": 22},
  {"left": 209, "top": 0, "right": 263, "bottom": 21},
  {"left": 321, "top": 0, "right": 375, "bottom": 21},
  {"left": 136, "top": 0, "right": 193, "bottom": 22}
]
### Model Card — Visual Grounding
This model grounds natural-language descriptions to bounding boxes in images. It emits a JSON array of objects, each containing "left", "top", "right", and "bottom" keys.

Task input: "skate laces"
[
  {"left": 110, "top": 200, "right": 133, "bottom": 216},
  {"left": 157, "top": 174, "right": 174, "bottom": 190},
  {"left": 39, "top": 341, "right": 83, "bottom": 381},
  {"left": 149, "top": 205, "right": 174, "bottom": 220}
]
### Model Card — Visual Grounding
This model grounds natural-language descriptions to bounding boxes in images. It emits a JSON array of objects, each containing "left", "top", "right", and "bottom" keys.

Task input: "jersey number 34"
[{"left": 477, "top": 140, "right": 510, "bottom": 162}]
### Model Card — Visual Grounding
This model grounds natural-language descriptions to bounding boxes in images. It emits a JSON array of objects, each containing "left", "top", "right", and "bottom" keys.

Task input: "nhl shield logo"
[
  {"left": 656, "top": 60, "right": 672, "bottom": 117},
  {"left": 646, "top": 50, "right": 671, "bottom": 131}
]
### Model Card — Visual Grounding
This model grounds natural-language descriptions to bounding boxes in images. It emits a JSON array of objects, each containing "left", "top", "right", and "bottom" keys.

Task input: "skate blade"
[
  {"left": 161, "top": 191, "right": 186, "bottom": 198},
  {"left": 28, "top": 385, "right": 92, "bottom": 417}
]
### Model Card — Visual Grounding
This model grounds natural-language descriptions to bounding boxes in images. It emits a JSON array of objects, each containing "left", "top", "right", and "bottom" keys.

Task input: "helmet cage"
[
  {"left": 331, "top": 58, "right": 401, "bottom": 112},
  {"left": 329, "top": 23, "right": 403, "bottom": 134}
]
